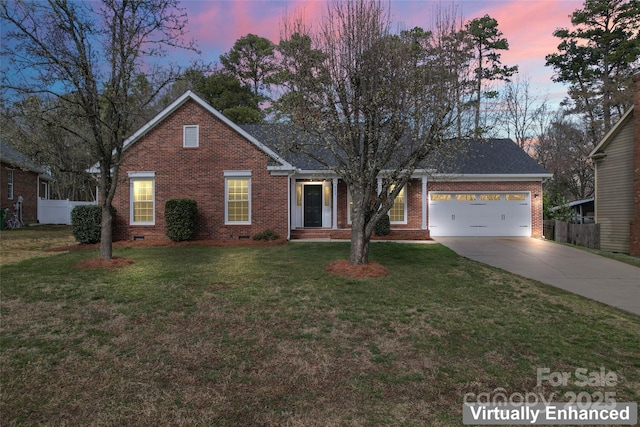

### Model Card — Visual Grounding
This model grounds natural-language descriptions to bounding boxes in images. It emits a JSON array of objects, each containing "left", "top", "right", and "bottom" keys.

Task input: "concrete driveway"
[{"left": 436, "top": 237, "right": 640, "bottom": 316}]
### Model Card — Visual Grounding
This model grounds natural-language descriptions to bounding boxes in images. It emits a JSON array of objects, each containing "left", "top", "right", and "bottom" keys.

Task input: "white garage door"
[{"left": 429, "top": 192, "right": 531, "bottom": 237}]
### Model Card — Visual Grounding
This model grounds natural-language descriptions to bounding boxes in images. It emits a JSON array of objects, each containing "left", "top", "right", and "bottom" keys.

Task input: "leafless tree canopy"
[
  {"left": 1, "top": 0, "right": 198, "bottom": 258},
  {"left": 275, "top": 0, "right": 473, "bottom": 264}
]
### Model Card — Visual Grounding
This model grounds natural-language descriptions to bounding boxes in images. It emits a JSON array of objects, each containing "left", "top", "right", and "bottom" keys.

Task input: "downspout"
[
  {"left": 287, "top": 171, "right": 295, "bottom": 241},
  {"left": 421, "top": 176, "right": 428, "bottom": 230},
  {"left": 37, "top": 176, "right": 41, "bottom": 223}
]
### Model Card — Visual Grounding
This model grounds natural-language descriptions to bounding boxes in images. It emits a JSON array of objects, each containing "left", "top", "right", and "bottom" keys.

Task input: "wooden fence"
[{"left": 544, "top": 220, "right": 600, "bottom": 250}]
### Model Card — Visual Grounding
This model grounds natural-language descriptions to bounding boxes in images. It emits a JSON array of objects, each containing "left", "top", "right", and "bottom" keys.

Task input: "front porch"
[
  {"left": 291, "top": 176, "right": 430, "bottom": 238},
  {"left": 290, "top": 228, "right": 431, "bottom": 240}
]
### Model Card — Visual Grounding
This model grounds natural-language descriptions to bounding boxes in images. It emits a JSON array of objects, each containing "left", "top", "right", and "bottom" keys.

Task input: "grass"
[
  {"left": 579, "top": 246, "right": 640, "bottom": 268},
  {"left": 0, "top": 225, "right": 75, "bottom": 266},
  {"left": 1, "top": 227, "right": 639, "bottom": 426}
]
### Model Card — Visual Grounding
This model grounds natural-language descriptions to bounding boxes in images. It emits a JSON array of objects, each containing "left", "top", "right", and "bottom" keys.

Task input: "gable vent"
[{"left": 183, "top": 125, "right": 199, "bottom": 148}]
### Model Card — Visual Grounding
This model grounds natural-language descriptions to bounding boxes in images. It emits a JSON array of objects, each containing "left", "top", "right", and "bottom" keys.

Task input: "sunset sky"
[{"left": 180, "top": 0, "right": 584, "bottom": 107}]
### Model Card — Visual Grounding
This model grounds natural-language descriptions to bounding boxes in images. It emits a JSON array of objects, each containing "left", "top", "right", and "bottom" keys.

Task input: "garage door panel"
[{"left": 429, "top": 192, "right": 531, "bottom": 237}]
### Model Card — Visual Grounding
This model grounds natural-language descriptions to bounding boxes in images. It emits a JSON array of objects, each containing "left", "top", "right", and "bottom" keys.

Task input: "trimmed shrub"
[
  {"left": 165, "top": 199, "right": 198, "bottom": 242},
  {"left": 71, "top": 205, "right": 103, "bottom": 244},
  {"left": 252, "top": 229, "right": 280, "bottom": 241},
  {"left": 374, "top": 214, "right": 391, "bottom": 236}
]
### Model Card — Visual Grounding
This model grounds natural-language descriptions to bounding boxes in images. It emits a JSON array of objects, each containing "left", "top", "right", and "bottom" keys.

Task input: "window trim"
[
  {"left": 389, "top": 185, "right": 407, "bottom": 224},
  {"left": 129, "top": 172, "right": 156, "bottom": 226},
  {"left": 224, "top": 171, "right": 252, "bottom": 225},
  {"left": 183, "top": 124, "right": 199, "bottom": 148},
  {"left": 7, "top": 169, "right": 14, "bottom": 200}
]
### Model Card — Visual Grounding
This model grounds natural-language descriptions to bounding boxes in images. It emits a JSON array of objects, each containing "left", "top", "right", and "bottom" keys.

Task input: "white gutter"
[{"left": 429, "top": 173, "right": 553, "bottom": 181}]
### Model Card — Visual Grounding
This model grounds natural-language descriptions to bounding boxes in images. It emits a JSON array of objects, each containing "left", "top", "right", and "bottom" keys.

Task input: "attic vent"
[{"left": 183, "top": 125, "right": 199, "bottom": 148}]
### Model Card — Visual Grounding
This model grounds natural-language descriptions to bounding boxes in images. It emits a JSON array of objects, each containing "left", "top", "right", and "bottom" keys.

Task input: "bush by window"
[{"left": 165, "top": 199, "right": 198, "bottom": 242}]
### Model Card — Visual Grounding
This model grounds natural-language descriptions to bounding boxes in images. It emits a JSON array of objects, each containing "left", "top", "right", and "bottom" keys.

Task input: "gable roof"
[
  {"left": 0, "top": 142, "right": 54, "bottom": 180},
  {"left": 590, "top": 106, "right": 634, "bottom": 158},
  {"left": 438, "top": 138, "right": 549, "bottom": 175},
  {"left": 240, "top": 123, "right": 550, "bottom": 176},
  {"left": 122, "top": 91, "right": 294, "bottom": 170}
]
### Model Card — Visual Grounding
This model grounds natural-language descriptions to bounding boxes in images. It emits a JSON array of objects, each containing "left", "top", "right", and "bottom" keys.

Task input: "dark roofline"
[
  {"left": 239, "top": 123, "right": 550, "bottom": 177},
  {"left": 0, "top": 142, "right": 54, "bottom": 180}
]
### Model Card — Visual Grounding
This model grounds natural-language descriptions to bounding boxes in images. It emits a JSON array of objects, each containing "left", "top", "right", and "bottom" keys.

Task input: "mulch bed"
[
  {"left": 325, "top": 259, "right": 390, "bottom": 279},
  {"left": 75, "top": 257, "right": 136, "bottom": 270}
]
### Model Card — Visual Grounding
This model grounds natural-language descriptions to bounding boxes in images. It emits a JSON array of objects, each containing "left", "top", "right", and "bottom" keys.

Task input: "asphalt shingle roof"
[
  {"left": 0, "top": 142, "right": 53, "bottom": 179},
  {"left": 240, "top": 124, "right": 548, "bottom": 175}
]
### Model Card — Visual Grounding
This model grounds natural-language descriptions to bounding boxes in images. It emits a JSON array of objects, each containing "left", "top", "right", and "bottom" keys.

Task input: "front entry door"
[{"left": 304, "top": 185, "right": 323, "bottom": 227}]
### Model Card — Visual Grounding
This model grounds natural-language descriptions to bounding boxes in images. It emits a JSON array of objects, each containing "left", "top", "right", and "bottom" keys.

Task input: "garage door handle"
[
  {"left": 452, "top": 214, "right": 455, "bottom": 221},
  {"left": 501, "top": 214, "right": 506, "bottom": 220}
]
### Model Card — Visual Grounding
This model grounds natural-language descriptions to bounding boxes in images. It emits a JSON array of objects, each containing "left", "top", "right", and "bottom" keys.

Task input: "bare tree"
[
  {"left": 1, "top": 0, "right": 197, "bottom": 258},
  {"left": 499, "top": 75, "right": 549, "bottom": 154},
  {"left": 1, "top": 95, "right": 97, "bottom": 201},
  {"left": 275, "top": 0, "right": 470, "bottom": 265},
  {"left": 535, "top": 116, "right": 595, "bottom": 203}
]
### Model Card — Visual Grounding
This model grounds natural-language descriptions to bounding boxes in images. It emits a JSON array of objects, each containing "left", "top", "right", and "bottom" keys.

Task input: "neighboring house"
[
  {"left": 589, "top": 73, "right": 640, "bottom": 256},
  {"left": 112, "top": 91, "right": 551, "bottom": 242},
  {"left": 549, "top": 198, "right": 595, "bottom": 224},
  {"left": 0, "top": 142, "right": 54, "bottom": 225}
]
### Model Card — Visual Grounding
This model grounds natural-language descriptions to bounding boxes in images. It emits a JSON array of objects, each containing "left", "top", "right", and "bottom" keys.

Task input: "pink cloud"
[
  {"left": 181, "top": 0, "right": 584, "bottom": 106},
  {"left": 389, "top": 0, "right": 581, "bottom": 101}
]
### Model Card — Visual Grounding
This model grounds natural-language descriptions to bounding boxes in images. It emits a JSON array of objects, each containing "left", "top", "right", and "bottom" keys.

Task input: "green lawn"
[{"left": 1, "top": 230, "right": 639, "bottom": 426}]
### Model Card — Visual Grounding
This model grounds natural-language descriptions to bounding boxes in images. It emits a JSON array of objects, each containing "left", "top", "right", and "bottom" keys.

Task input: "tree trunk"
[
  {"left": 349, "top": 224, "right": 370, "bottom": 265},
  {"left": 100, "top": 204, "right": 113, "bottom": 259},
  {"left": 349, "top": 190, "right": 372, "bottom": 265}
]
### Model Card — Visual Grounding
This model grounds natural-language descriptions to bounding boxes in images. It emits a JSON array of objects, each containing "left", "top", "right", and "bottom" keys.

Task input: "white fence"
[{"left": 38, "top": 198, "right": 97, "bottom": 225}]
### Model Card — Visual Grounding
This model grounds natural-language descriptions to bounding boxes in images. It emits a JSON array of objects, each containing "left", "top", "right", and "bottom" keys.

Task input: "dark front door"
[{"left": 304, "top": 185, "right": 323, "bottom": 227}]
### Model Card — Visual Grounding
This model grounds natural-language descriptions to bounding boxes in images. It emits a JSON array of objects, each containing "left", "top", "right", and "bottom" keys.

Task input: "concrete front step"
[{"left": 290, "top": 229, "right": 431, "bottom": 240}]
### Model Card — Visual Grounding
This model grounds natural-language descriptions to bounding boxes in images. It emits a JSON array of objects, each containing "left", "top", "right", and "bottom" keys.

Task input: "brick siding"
[
  {"left": 114, "top": 96, "right": 546, "bottom": 242},
  {"left": 112, "top": 99, "right": 288, "bottom": 241},
  {"left": 0, "top": 162, "right": 39, "bottom": 224},
  {"left": 333, "top": 178, "right": 543, "bottom": 237},
  {"left": 335, "top": 178, "right": 424, "bottom": 230}
]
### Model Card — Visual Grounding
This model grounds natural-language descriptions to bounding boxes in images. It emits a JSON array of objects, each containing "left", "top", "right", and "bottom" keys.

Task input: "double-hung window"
[
  {"left": 389, "top": 185, "right": 407, "bottom": 224},
  {"left": 129, "top": 172, "right": 155, "bottom": 225},
  {"left": 225, "top": 171, "right": 251, "bottom": 224},
  {"left": 7, "top": 169, "right": 14, "bottom": 200}
]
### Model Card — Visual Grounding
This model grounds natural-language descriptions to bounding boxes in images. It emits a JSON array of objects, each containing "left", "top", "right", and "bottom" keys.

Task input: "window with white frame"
[
  {"left": 129, "top": 173, "right": 155, "bottom": 225},
  {"left": 225, "top": 172, "right": 251, "bottom": 224},
  {"left": 389, "top": 185, "right": 407, "bottom": 223},
  {"left": 40, "top": 180, "right": 49, "bottom": 200},
  {"left": 183, "top": 125, "right": 199, "bottom": 148},
  {"left": 7, "top": 169, "right": 14, "bottom": 200}
]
